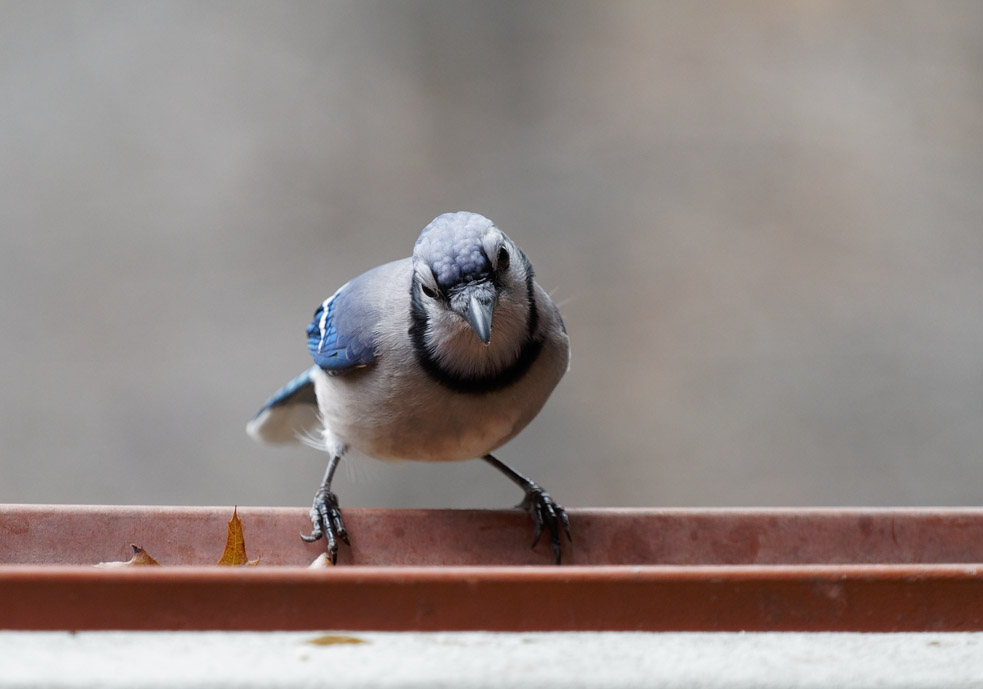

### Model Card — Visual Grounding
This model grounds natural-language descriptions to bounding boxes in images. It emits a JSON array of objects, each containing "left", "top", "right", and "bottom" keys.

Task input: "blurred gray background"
[{"left": 2, "top": 2, "right": 981, "bottom": 510}]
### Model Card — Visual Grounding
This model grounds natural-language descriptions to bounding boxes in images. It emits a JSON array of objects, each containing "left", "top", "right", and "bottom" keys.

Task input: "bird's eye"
[
  {"left": 421, "top": 284, "right": 439, "bottom": 299},
  {"left": 497, "top": 247, "right": 510, "bottom": 271}
]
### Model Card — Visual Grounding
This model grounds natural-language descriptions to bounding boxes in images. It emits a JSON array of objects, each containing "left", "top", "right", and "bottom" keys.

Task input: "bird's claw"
[
  {"left": 300, "top": 487, "right": 348, "bottom": 565},
  {"left": 520, "top": 485, "right": 571, "bottom": 565}
]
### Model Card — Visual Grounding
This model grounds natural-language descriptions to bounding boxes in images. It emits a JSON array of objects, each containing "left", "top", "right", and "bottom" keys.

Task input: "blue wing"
[
  {"left": 306, "top": 272, "right": 383, "bottom": 373},
  {"left": 248, "top": 260, "right": 406, "bottom": 445}
]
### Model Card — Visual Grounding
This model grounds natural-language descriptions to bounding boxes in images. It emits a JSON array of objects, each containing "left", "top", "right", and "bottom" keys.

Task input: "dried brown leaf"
[
  {"left": 95, "top": 544, "right": 160, "bottom": 568},
  {"left": 216, "top": 506, "right": 259, "bottom": 566},
  {"left": 305, "top": 634, "right": 366, "bottom": 646}
]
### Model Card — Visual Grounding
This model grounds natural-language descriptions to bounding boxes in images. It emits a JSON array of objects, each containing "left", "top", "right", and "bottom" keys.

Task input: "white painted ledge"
[{"left": 1, "top": 631, "right": 981, "bottom": 689}]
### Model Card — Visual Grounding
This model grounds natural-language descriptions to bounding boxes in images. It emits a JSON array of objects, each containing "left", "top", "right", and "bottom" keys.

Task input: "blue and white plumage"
[{"left": 248, "top": 212, "right": 571, "bottom": 563}]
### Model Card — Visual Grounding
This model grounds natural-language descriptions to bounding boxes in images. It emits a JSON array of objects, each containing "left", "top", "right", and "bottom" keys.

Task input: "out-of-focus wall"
[{"left": 1, "top": 2, "right": 981, "bottom": 509}]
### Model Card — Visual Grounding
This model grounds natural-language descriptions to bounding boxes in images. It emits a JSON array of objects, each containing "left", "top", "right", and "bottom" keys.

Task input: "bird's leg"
[
  {"left": 482, "top": 454, "right": 571, "bottom": 564},
  {"left": 300, "top": 454, "right": 349, "bottom": 565}
]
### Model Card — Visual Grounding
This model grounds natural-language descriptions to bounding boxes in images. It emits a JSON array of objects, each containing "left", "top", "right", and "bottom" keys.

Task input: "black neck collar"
[{"left": 409, "top": 272, "right": 542, "bottom": 394}]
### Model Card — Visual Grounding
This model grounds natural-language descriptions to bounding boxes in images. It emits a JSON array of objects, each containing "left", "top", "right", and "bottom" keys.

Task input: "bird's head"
[{"left": 411, "top": 212, "right": 535, "bottom": 376}]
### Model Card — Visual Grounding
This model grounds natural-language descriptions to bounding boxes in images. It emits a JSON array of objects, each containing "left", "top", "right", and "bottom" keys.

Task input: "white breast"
[{"left": 312, "top": 327, "right": 569, "bottom": 462}]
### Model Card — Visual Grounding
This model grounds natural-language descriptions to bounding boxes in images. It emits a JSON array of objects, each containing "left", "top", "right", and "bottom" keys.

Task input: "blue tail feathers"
[{"left": 254, "top": 367, "right": 318, "bottom": 418}]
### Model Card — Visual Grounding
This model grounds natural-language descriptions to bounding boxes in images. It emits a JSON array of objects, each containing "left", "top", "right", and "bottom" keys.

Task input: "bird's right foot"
[
  {"left": 520, "top": 484, "right": 572, "bottom": 565},
  {"left": 301, "top": 487, "right": 349, "bottom": 565}
]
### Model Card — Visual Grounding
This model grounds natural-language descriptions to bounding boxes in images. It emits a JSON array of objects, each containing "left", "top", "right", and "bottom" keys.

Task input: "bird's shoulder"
[
  {"left": 306, "top": 258, "right": 411, "bottom": 372},
  {"left": 531, "top": 280, "right": 567, "bottom": 338}
]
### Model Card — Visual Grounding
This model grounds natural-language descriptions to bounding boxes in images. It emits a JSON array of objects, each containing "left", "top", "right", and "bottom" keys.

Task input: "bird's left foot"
[{"left": 520, "top": 485, "right": 572, "bottom": 565}]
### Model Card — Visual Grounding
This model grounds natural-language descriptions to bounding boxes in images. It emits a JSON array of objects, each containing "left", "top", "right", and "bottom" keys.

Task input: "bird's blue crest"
[{"left": 415, "top": 212, "right": 497, "bottom": 290}]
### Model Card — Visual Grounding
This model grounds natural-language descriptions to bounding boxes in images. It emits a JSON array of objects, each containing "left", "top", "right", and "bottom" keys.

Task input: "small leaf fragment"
[
  {"left": 95, "top": 544, "right": 160, "bottom": 568},
  {"left": 308, "top": 553, "right": 334, "bottom": 568},
  {"left": 305, "top": 634, "right": 366, "bottom": 646},
  {"left": 217, "top": 506, "right": 257, "bottom": 566}
]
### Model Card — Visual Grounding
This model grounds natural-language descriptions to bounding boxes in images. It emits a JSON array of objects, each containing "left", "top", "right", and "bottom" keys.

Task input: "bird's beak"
[
  {"left": 452, "top": 282, "right": 496, "bottom": 345},
  {"left": 464, "top": 292, "right": 494, "bottom": 345}
]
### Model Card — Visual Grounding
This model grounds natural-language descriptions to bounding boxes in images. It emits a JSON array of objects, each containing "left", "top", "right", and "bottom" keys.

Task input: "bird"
[{"left": 247, "top": 211, "right": 571, "bottom": 564}]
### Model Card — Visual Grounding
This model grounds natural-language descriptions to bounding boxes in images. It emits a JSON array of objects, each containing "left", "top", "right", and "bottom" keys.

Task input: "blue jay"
[{"left": 247, "top": 212, "right": 571, "bottom": 564}]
